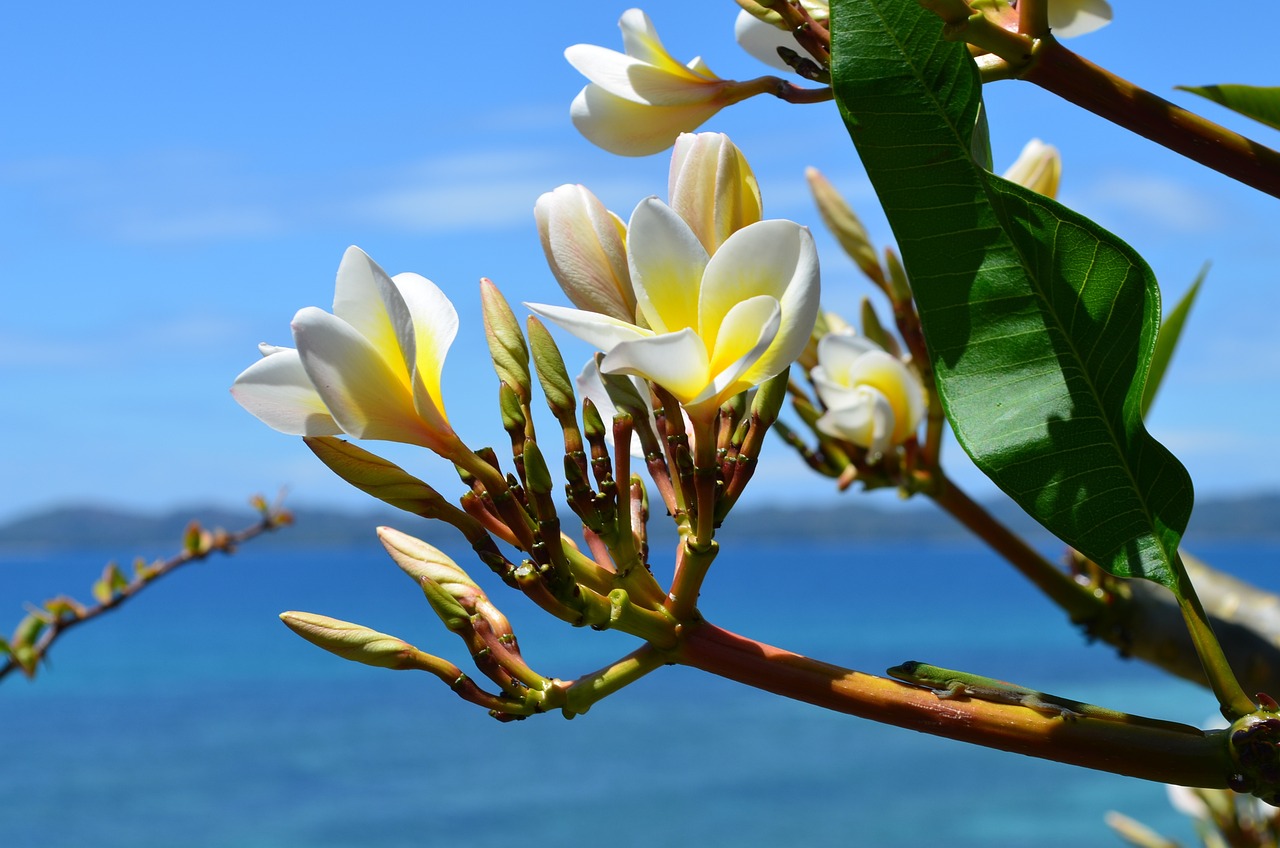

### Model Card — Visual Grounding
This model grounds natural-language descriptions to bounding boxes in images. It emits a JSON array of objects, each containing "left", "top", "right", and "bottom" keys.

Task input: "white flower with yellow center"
[
  {"left": 231, "top": 246, "right": 462, "bottom": 457},
  {"left": 534, "top": 131, "right": 762, "bottom": 328},
  {"left": 566, "top": 9, "right": 765, "bottom": 156},
  {"left": 530, "top": 197, "right": 819, "bottom": 424},
  {"left": 811, "top": 333, "right": 925, "bottom": 454}
]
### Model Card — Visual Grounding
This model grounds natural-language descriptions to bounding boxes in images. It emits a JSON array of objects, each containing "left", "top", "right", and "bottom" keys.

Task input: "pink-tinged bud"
[{"left": 535, "top": 185, "right": 635, "bottom": 321}]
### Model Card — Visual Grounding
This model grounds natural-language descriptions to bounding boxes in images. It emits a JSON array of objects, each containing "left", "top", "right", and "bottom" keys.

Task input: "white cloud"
[
  {"left": 0, "top": 315, "right": 247, "bottom": 368},
  {"left": 1067, "top": 172, "right": 1222, "bottom": 235},
  {"left": 106, "top": 208, "right": 288, "bottom": 243},
  {"left": 352, "top": 179, "right": 552, "bottom": 232},
  {"left": 3, "top": 144, "right": 636, "bottom": 242}
]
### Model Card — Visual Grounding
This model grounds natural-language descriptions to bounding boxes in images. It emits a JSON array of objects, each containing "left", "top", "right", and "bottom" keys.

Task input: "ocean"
[{"left": 1, "top": 530, "right": 1274, "bottom": 847}]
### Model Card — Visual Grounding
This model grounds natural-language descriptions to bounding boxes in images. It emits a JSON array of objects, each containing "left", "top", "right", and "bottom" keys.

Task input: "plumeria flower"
[
  {"left": 231, "top": 247, "right": 464, "bottom": 458},
  {"left": 535, "top": 132, "right": 761, "bottom": 328},
  {"left": 566, "top": 9, "right": 774, "bottom": 156},
  {"left": 535, "top": 184, "right": 635, "bottom": 322},
  {"left": 530, "top": 197, "right": 819, "bottom": 425},
  {"left": 811, "top": 333, "right": 925, "bottom": 455},
  {"left": 734, "top": 1, "right": 830, "bottom": 72},
  {"left": 1002, "top": 138, "right": 1061, "bottom": 198}
]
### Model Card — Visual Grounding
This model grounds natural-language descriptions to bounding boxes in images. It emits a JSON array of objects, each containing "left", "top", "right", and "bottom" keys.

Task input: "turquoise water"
[{"left": 1, "top": 534, "right": 1273, "bottom": 847}]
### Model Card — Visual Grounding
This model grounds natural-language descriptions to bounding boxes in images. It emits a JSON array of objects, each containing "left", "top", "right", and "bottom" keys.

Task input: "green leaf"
[
  {"left": 1142, "top": 266, "right": 1206, "bottom": 417},
  {"left": 1177, "top": 84, "right": 1280, "bottom": 132},
  {"left": 829, "top": 0, "right": 1193, "bottom": 589}
]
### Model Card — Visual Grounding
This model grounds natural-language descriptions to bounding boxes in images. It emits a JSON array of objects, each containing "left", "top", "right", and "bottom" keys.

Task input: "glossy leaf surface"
[{"left": 829, "top": 0, "right": 1193, "bottom": 588}]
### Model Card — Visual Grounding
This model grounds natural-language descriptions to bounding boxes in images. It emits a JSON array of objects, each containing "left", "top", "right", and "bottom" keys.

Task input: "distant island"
[{"left": 1, "top": 491, "right": 1276, "bottom": 552}]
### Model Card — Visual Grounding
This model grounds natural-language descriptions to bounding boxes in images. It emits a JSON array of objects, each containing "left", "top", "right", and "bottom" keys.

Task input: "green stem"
[
  {"left": 1174, "top": 556, "right": 1257, "bottom": 719},
  {"left": 561, "top": 644, "right": 668, "bottom": 717},
  {"left": 666, "top": 537, "right": 720, "bottom": 623},
  {"left": 1022, "top": 38, "right": 1280, "bottom": 200},
  {"left": 677, "top": 621, "right": 1232, "bottom": 787}
]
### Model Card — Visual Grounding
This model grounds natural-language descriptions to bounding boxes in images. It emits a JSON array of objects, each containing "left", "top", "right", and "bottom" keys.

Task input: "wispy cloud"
[
  {"left": 106, "top": 208, "right": 288, "bottom": 243},
  {"left": 0, "top": 314, "right": 248, "bottom": 369},
  {"left": 348, "top": 150, "right": 566, "bottom": 232},
  {"left": 3, "top": 150, "right": 289, "bottom": 244},
  {"left": 1067, "top": 172, "right": 1223, "bottom": 235},
  {"left": 2, "top": 144, "right": 637, "bottom": 243}
]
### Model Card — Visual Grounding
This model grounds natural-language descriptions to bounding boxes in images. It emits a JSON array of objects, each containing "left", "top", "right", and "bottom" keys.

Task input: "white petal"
[
  {"left": 705, "top": 295, "right": 781, "bottom": 398},
  {"left": 627, "top": 198, "right": 709, "bottom": 334},
  {"left": 816, "top": 384, "right": 896, "bottom": 453},
  {"left": 526, "top": 301, "right": 651, "bottom": 352},
  {"left": 564, "top": 44, "right": 720, "bottom": 106},
  {"left": 599, "top": 328, "right": 711, "bottom": 404},
  {"left": 617, "top": 8, "right": 717, "bottom": 79},
  {"left": 814, "top": 333, "right": 884, "bottom": 385},
  {"left": 331, "top": 247, "right": 403, "bottom": 365},
  {"left": 231, "top": 346, "right": 342, "bottom": 436},
  {"left": 291, "top": 307, "right": 432, "bottom": 446},
  {"left": 734, "top": 10, "right": 799, "bottom": 71},
  {"left": 390, "top": 272, "right": 456, "bottom": 428},
  {"left": 1002, "top": 138, "right": 1061, "bottom": 198},
  {"left": 699, "top": 219, "right": 820, "bottom": 386},
  {"left": 1048, "top": 0, "right": 1112, "bottom": 37},
  {"left": 570, "top": 85, "right": 725, "bottom": 157},
  {"left": 1165, "top": 785, "right": 1209, "bottom": 821},
  {"left": 846, "top": 350, "right": 925, "bottom": 444}
]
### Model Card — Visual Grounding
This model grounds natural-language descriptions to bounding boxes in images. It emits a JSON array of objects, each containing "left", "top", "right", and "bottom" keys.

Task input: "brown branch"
[
  {"left": 1023, "top": 38, "right": 1280, "bottom": 200},
  {"left": 0, "top": 502, "right": 293, "bottom": 683},
  {"left": 677, "top": 621, "right": 1232, "bottom": 787}
]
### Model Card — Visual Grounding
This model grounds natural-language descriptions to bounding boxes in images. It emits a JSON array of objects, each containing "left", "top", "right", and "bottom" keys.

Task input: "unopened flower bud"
[
  {"left": 481, "top": 278, "right": 532, "bottom": 403},
  {"left": 1002, "top": 138, "right": 1061, "bottom": 199},
  {"left": 280, "top": 611, "right": 426, "bottom": 670}
]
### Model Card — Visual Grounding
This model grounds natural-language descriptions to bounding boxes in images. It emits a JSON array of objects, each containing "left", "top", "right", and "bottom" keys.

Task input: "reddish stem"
[{"left": 676, "top": 621, "right": 1232, "bottom": 787}]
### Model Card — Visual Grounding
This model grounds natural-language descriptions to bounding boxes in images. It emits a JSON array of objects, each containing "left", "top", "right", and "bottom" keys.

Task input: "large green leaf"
[
  {"left": 1176, "top": 84, "right": 1280, "bottom": 133},
  {"left": 828, "top": 0, "right": 1193, "bottom": 589}
]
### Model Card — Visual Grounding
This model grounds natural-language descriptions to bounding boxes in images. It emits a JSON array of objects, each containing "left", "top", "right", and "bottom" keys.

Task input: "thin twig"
[{"left": 0, "top": 504, "right": 293, "bottom": 682}]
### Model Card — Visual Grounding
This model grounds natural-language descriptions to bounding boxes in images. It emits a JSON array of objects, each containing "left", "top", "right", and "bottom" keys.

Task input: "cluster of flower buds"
[
  {"left": 281, "top": 529, "right": 563, "bottom": 721},
  {"left": 231, "top": 132, "right": 814, "bottom": 715}
]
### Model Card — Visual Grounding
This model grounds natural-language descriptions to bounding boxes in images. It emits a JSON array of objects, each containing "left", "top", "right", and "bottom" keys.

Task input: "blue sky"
[{"left": 3, "top": 2, "right": 1276, "bottom": 521}]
